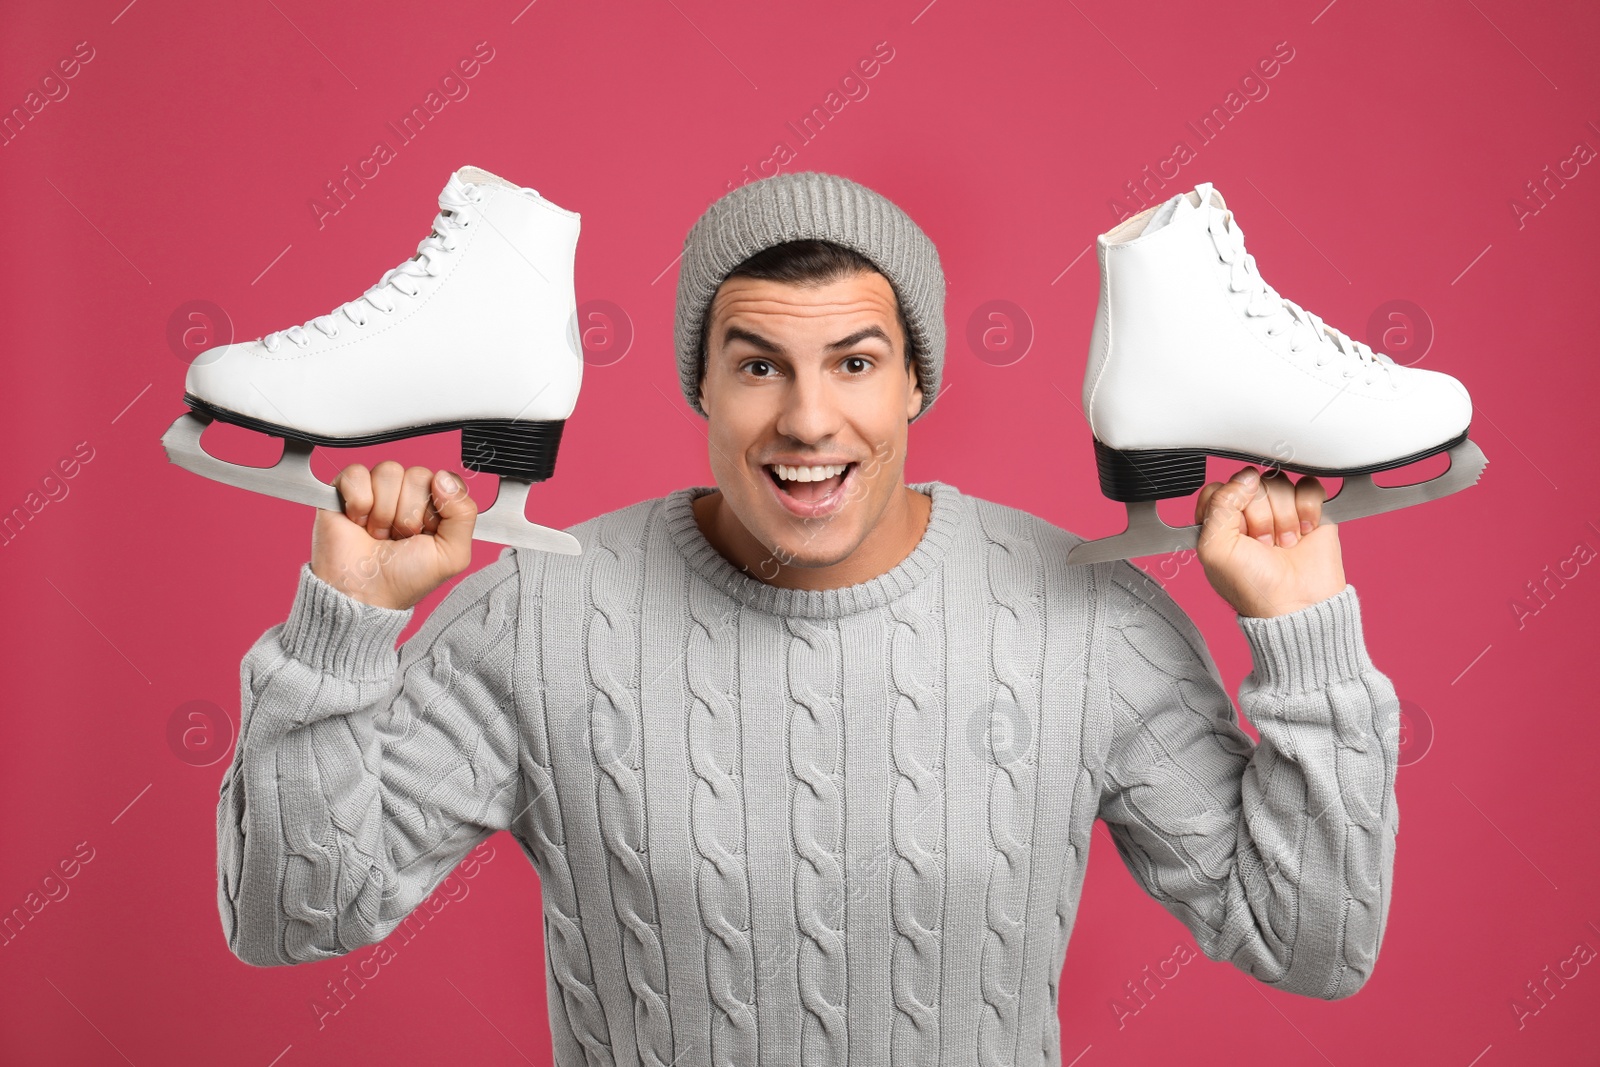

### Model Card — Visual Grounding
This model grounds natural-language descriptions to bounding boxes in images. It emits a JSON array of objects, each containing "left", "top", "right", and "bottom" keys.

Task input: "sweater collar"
[{"left": 663, "top": 480, "right": 963, "bottom": 619}]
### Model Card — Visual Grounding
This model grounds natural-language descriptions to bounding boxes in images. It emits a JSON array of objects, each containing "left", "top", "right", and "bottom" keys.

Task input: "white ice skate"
[
  {"left": 1067, "top": 181, "right": 1486, "bottom": 566},
  {"left": 161, "top": 164, "right": 584, "bottom": 555}
]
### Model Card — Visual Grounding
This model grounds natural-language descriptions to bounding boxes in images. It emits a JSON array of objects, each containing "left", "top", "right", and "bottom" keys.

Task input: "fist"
[
  {"left": 310, "top": 460, "right": 479, "bottom": 611},
  {"left": 1194, "top": 465, "right": 1347, "bottom": 619}
]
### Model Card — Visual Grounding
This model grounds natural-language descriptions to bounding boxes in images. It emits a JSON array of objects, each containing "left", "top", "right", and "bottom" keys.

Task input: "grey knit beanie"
[{"left": 673, "top": 171, "right": 946, "bottom": 422}]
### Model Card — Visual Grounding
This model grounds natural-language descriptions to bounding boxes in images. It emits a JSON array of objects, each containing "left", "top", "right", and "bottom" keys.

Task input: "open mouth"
[{"left": 764, "top": 461, "right": 856, "bottom": 513}]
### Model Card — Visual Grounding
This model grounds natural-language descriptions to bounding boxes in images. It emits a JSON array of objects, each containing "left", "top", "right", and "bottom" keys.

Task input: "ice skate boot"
[
  {"left": 1067, "top": 181, "right": 1486, "bottom": 566},
  {"left": 161, "top": 164, "right": 584, "bottom": 555}
]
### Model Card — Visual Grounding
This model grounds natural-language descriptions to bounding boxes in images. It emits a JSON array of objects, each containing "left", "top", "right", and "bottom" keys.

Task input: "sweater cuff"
[
  {"left": 1235, "top": 584, "right": 1374, "bottom": 695},
  {"left": 278, "top": 562, "right": 414, "bottom": 680}
]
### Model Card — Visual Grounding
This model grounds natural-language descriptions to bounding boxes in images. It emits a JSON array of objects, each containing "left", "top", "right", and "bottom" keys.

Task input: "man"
[{"left": 216, "top": 171, "right": 1399, "bottom": 1066}]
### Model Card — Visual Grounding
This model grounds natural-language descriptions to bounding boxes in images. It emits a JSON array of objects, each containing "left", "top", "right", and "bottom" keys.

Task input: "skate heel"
[
  {"left": 1093, "top": 439, "right": 1207, "bottom": 502},
  {"left": 461, "top": 420, "right": 566, "bottom": 481}
]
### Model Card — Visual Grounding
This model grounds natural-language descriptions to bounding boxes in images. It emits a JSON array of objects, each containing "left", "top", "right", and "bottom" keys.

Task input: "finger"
[
  {"left": 1261, "top": 468, "right": 1300, "bottom": 547},
  {"left": 333, "top": 464, "right": 373, "bottom": 527},
  {"left": 367, "top": 460, "right": 405, "bottom": 540},
  {"left": 1295, "top": 475, "right": 1326, "bottom": 535},
  {"left": 1194, "top": 481, "right": 1221, "bottom": 526},
  {"left": 430, "top": 470, "right": 478, "bottom": 562},
  {"left": 391, "top": 466, "right": 436, "bottom": 538},
  {"left": 1197, "top": 473, "right": 1251, "bottom": 554},
  {"left": 420, "top": 486, "right": 443, "bottom": 535},
  {"left": 1235, "top": 467, "right": 1275, "bottom": 545}
]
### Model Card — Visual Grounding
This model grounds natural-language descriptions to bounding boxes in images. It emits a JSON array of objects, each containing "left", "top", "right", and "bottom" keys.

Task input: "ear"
[{"left": 904, "top": 361, "right": 923, "bottom": 420}]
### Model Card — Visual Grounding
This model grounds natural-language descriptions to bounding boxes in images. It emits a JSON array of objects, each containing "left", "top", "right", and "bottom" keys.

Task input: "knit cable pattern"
[
  {"left": 976, "top": 508, "right": 1043, "bottom": 1067},
  {"left": 1042, "top": 564, "right": 1100, "bottom": 1067},
  {"left": 1097, "top": 562, "right": 1398, "bottom": 1001},
  {"left": 1100, "top": 566, "right": 1267, "bottom": 960},
  {"left": 887, "top": 590, "right": 945, "bottom": 1061},
  {"left": 1326, "top": 680, "right": 1395, "bottom": 998},
  {"left": 786, "top": 616, "right": 849, "bottom": 1065},
  {"left": 221, "top": 484, "right": 1399, "bottom": 1066},
  {"left": 220, "top": 560, "right": 521, "bottom": 965},
  {"left": 514, "top": 548, "right": 615, "bottom": 1067},
  {"left": 685, "top": 575, "right": 758, "bottom": 1065},
  {"left": 587, "top": 517, "right": 675, "bottom": 1065}
]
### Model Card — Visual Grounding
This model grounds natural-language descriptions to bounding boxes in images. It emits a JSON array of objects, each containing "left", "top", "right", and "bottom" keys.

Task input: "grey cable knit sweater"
[{"left": 216, "top": 479, "right": 1400, "bottom": 1067}]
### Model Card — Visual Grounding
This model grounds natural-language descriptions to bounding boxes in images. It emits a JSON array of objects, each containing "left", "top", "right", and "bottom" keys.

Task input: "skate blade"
[
  {"left": 1064, "top": 437, "right": 1488, "bottom": 566},
  {"left": 161, "top": 411, "right": 581, "bottom": 555}
]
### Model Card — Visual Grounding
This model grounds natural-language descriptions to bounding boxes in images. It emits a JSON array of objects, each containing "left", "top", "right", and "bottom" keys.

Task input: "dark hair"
[{"left": 701, "top": 239, "right": 917, "bottom": 372}]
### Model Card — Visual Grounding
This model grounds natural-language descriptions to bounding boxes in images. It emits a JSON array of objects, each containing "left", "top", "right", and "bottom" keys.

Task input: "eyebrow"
[{"left": 720, "top": 324, "right": 894, "bottom": 354}]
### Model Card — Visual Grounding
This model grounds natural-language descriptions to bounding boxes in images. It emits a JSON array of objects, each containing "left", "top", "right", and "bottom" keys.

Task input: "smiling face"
[{"left": 692, "top": 268, "right": 930, "bottom": 590}]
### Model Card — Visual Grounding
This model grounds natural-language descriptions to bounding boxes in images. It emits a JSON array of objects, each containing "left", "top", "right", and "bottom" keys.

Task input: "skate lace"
[
  {"left": 1205, "top": 206, "right": 1396, "bottom": 387},
  {"left": 261, "top": 175, "right": 485, "bottom": 352}
]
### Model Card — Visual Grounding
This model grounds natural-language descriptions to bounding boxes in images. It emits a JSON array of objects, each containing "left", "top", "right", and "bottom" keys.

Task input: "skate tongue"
[
  {"left": 1141, "top": 188, "right": 1195, "bottom": 235},
  {"left": 1142, "top": 182, "right": 1229, "bottom": 237},
  {"left": 454, "top": 165, "right": 536, "bottom": 196}
]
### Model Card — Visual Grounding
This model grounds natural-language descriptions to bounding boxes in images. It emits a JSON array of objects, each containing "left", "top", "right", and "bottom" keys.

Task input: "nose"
[{"left": 773, "top": 365, "right": 844, "bottom": 444}]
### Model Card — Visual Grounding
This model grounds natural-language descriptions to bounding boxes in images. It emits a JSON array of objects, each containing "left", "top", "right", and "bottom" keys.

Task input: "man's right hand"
[{"left": 310, "top": 461, "right": 479, "bottom": 611}]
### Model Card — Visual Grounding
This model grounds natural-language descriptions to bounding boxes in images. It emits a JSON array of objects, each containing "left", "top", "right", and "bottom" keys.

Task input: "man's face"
[{"left": 697, "top": 269, "right": 923, "bottom": 573}]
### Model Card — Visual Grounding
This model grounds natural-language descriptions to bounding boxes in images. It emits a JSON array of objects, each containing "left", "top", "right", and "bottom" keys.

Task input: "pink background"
[{"left": 3, "top": 0, "right": 1597, "bottom": 1063}]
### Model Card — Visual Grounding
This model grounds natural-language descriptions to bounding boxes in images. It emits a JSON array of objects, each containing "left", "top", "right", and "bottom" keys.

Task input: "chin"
[{"left": 761, "top": 524, "right": 862, "bottom": 569}]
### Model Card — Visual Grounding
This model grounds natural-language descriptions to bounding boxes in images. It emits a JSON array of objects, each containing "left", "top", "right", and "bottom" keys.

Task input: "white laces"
[
  {"left": 1204, "top": 204, "right": 1395, "bottom": 387},
  {"left": 261, "top": 176, "right": 485, "bottom": 351}
]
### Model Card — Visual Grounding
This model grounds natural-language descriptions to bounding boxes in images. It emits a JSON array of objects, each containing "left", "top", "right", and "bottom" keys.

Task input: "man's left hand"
[{"left": 1194, "top": 466, "right": 1348, "bottom": 619}]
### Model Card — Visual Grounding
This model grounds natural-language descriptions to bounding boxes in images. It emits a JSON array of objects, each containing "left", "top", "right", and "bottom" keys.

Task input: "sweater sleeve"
[
  {"left": 216, "top": 548, "right": 527, "bottom": 967},
  {"left": 1094, "top": 562, "right": 1400, "bottom": 1000}
]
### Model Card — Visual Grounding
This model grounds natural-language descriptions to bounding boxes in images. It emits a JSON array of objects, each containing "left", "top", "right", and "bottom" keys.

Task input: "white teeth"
[{"left": 771, "top": 463, "right": 848, "bottom": 483}]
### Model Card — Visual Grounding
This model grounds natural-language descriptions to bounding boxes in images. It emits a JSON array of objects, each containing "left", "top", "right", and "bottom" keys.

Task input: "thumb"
[
  {"left": 1198, "top": 473, "right": 1256, "bottom": 551},
  {"left": 431, "top": 470, "right": 478, "bottom": 554}
]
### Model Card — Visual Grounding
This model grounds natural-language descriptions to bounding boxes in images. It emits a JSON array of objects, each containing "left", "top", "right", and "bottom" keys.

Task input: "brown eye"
[
  {"left": 744, "top": 360, "right": 773, "bottom": 376},
  {"left": 845, "top": 357, "right": 869, "bottom": 373}
]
